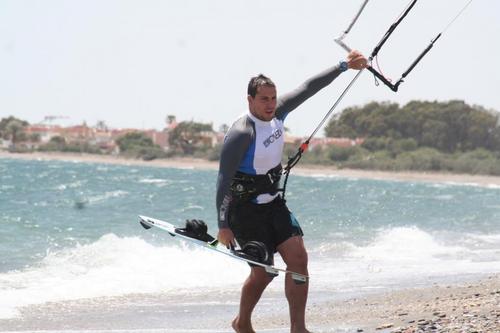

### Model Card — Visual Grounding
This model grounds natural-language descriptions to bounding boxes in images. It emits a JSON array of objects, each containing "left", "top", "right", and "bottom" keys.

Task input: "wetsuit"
[{"left": 216, "top": 64, "right": 344, "bottom": 257}]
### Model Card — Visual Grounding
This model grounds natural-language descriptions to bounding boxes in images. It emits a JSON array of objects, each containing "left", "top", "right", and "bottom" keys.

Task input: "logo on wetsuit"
[{"left": 263, "top": 129, "right": 283, "bottom": 148}]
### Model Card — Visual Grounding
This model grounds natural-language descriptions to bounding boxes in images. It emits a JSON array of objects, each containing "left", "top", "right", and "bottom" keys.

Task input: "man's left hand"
[{"left": 347, "top": 50, "right": 368, "bottom": 70}]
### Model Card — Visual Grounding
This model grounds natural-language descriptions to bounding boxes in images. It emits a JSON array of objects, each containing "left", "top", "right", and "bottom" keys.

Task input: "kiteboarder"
[{"left": 216, "top": 50, "right": 367, "bottom": 333}]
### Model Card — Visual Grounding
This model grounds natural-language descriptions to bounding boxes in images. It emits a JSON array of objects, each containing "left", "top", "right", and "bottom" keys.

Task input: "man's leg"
[
  {"left": 277, "top": 236, "right": 311, "bottom": 333},
  {"left": 233, "top": 267, "right": 274, "bottom": 333}
]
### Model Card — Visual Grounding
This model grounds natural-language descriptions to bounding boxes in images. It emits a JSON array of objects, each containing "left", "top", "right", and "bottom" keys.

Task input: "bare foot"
[
  {"left": 291, "top": 326, "right": 313, "bottom": 333},
  {"left": 232, "top": 316, "right": 255, "bottom": 333}
]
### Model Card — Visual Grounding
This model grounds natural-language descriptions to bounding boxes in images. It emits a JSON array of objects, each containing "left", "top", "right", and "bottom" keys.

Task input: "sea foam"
[{"left": 0, "top": 234, "right": 248, "bottom": 319}]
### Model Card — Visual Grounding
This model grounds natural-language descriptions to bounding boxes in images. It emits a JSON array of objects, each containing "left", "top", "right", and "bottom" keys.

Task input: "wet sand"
[{"left": 0, "top": 275, "right": 498, "bottom": 332}]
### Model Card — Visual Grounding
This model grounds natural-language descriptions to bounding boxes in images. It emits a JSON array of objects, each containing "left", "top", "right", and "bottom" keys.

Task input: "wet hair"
[{"left": 247, "top": 74, "right": 275, "bottom": 98}]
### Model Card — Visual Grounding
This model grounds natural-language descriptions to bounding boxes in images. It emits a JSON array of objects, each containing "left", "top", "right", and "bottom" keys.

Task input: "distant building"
[
  {"left": 91, "top": 129, "right": 116, "bottom": 153},
  {"left": 308, "top": 137, "right": 364, "bottom": 149},
  {"left": 1, "top": 138, "right": 10, "bottom": 150},
  {"left": 25, "top": 125, "right": 65, "bottom": 144},
  {"left": 284, "top": 134, "right": 364, "bottom": 149},
  {"left": 63, "top": 124, "right": 93, "bottom": 143},
  {"left": 110, "top": 128, "right": 138, "bottom": 140},
  {"left": 143, "top": 129, "right": 169, "bottom": 149},
  {"left": 215, "top": 131, "right": 225, "bottom": 145},
  {"left": 18, "top": 116, "right": 227, "bottom": 154}
]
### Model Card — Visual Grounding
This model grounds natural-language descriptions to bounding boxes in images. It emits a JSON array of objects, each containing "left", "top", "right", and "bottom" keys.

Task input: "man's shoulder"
[
  {"left": 227, "top": 113, "right": 254, "bottom": 135},
  {"left": 224, "top": 114, "right": 254, "bottom": 143},
  {"left": 275, "top": 99, "right": 289, "bottom": 122}
]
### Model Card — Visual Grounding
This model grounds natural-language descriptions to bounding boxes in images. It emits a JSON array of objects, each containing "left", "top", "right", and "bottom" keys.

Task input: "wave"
[
  {"left": 308, "top": 226, "right": 500, "bottom": 293},
  {"left": 138, "top": 178, "right": 170, "bottom": 184},
  {"left": 1, "top": 227, "right": 499, "bottom": 320},
  {"left": 55, "top": 180, "right": 86, "bottom": 191},
  {"left": 351, "top": 226, "right": 468, "bottom": 261},
  {"left": 428, "top": 181, "right": 500, "bottom": 189},
  {"left": 0, "top": 234, "right": 248, "bottom": 319},
  {"left": 305, "top": 173, "right": 500, "bottom": 189},
  {"left": 86, "top": 190, "right": 129, "bottom": 204}
]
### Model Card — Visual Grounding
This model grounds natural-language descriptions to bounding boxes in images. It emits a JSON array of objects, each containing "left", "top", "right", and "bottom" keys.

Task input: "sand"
[{"left": 297, "top": 274, "right": 500, "bottom": 332}]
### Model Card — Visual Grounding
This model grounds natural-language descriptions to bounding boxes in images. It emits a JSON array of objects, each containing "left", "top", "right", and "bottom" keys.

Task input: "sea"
[{"left": 1, "top": 157, "right": 499, "bottom": 332}]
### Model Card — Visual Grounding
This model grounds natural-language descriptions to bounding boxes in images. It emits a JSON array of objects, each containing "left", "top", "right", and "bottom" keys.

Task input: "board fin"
[
  {"left": 264, "top": 266, "right": 279, "bottom": 278},
  {"left": 291, "top": 273, "right": 307, "bottom": 285}
]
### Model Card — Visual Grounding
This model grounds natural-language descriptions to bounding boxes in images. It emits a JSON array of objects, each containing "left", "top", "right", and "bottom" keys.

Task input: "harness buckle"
[{"left": 231, "top": 164, "right": 283, "bottom": 201}]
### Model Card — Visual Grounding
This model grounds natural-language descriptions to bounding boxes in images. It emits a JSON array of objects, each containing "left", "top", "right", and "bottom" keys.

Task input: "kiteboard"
[{"left": 138, "top": 215, "right": 308, "bottom": 284}]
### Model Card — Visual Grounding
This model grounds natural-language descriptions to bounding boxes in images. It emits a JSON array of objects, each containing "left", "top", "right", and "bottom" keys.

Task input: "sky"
[{"left": 1, "top": 0, "right": 499, "bottom": 137}]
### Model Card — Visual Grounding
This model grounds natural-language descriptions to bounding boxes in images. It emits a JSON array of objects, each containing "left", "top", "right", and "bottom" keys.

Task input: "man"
[{"left": 216, "top": 50, "right": 367, "bottom": 333}]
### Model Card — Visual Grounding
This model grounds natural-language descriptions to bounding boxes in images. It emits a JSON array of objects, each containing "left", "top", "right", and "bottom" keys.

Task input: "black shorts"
[{"left": 228, "top": 197, "right": 304, "bottom": 265}]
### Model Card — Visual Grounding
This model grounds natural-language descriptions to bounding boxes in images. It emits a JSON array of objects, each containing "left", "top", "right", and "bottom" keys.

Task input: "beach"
[
  {"left": 1, "top": 151, "right": 499, "bottom": 332},
  {"left": 301, "top": 274, "right": 500, "bottom": 332},
  {"left": 0, "top": 275, "right": 498, "bottom": 332}
]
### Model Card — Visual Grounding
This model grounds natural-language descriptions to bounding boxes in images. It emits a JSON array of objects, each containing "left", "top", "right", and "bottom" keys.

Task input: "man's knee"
[
  {"left": 249, "top": 267, "right": 275, "bottom": 285},
  {"left": 278, "top": 237, "right": 308, "bottom": 268},
  {"left": 286, "top": 249, "right": 308, "bottom": 269}
]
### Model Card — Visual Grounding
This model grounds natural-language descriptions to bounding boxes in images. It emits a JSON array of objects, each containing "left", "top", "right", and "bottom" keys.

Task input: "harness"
[{"left": 230, "top": 164, "right": 283, "bottom": 201}]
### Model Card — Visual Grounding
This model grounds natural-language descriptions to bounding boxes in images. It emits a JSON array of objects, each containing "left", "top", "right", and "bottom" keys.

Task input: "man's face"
[{"left": 248, "top": 85, "right": 277, "bottom": 122}]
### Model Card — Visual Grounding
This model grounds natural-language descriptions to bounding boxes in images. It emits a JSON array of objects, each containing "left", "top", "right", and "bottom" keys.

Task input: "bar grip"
[{"left": 367, "top": 66, "right": 399, "bottom": 92}]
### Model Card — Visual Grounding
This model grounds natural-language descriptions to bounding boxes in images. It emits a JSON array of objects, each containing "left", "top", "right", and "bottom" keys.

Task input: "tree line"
[
  {"left": 310, "top": 100, "right": 500, "bottom": 175},
  {"left": 325, "top": 100, "right": 500, "bottom": 152}
]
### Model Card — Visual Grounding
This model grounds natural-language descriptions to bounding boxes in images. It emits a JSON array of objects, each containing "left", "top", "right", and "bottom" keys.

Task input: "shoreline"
[
  {"left": 2, "top": 150, "right": 500, "bottom": 187},
  {"left": 301, "top": 274, "right": 500, "bottom": 332},
  {"left": 0, "top": 274, "right": 498, "bottom": 332}
]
